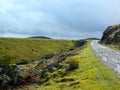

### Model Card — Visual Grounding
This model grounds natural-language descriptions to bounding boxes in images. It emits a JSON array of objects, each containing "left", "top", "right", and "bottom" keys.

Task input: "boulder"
[
  {"left": 1, "top": 74, "right": 11, "bottom": 86},
  {"left": 101, "top": 24, "right": 120, "bottom": 44}
]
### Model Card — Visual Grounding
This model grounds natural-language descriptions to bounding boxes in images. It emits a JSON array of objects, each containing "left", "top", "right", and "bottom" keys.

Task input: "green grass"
[
  {"left": 30, "top": 41, "right": 120, "bottom": 90},
  {"left": 0, "top": 38, "right": 74, "bottom": 66},
  {"left": 99, "top": 41, "right": 120, "bottom": 51},
  {"left": 103, "top": 44, "right": 120, "bottom": 51}
]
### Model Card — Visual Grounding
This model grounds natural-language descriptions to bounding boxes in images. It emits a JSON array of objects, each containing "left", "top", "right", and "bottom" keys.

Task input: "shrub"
[
  {"left": 67, "top": 58, "right": 79, "bottom": 70},
  {"left": 73, "top": 40, "right": 86, "bottom": 48}
]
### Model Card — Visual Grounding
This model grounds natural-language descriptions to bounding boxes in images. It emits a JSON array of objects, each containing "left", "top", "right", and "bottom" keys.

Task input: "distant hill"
[
  {"left": 86, "top": 38, "right": 100, "bottom": 40},
  {"left": 101, "top": 24, "right": 120, "bottom": 44},
  {"left": 30, "top": 36, "right": 51, "bottom": 39}
]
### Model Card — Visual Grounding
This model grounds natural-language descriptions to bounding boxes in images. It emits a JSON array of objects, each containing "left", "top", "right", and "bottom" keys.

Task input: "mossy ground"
[
  {"left": 29, "top": 41, "right": 120, "bottom": 90},
  {"left": 0, "top": 38, "right": 74, "bottom": 66}
]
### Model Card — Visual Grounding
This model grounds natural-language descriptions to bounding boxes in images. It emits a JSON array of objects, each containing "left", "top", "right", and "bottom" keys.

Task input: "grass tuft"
[{"left": 67, "top": 58, "right": 79, "bottom": 70}]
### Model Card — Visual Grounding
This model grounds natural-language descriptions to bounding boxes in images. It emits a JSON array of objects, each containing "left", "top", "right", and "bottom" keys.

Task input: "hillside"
[
  {"left": 0, "top": 38, "right": 120, "bottom": 90},
  {"left": 0, "top": 38, "right": 74, "bottom": 66},
  {"left": 26, "top": 41, "right": 120, "bottom": 90},
  {"left": 101, "top": 24, "right": 120, "bottom": 44},
  {"left": 30, "top": 36, "right": 51, "bottom": 39},
  {"left": 0, "top": 38, "right": 87, "bottom": 89}
]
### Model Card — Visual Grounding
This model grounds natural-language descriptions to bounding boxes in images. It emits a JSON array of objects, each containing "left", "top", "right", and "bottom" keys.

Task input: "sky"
[{"left": 0, "top": 0, "right": 120, "bottom": 40}]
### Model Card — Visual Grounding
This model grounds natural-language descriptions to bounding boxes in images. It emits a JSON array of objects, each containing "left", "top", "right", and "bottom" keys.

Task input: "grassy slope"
[
  {"left": 103, "top": 44, "right": 120, "bottom": 51},
  {"left": 99, "top": 41, "right": 120, "bottom": 51},
  {"left": 30, "top": 41, "right": 120, "bottom": 90},
  {"left": 0, "top": 38, "right": 74, "bottom": 66}
]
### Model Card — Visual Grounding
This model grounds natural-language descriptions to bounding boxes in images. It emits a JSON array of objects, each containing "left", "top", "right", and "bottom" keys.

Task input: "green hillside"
[
  {"left": 0, "top": 38, "right": 74, "bottom": 66},
  {"left": 0, "top": 39, "right": 120, "bottom": 90},
  {"left": 30, "top": 41, "right": 120, "bottom": 90}
]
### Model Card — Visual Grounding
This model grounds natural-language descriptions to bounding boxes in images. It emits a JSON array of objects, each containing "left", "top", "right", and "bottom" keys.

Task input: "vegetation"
[
  {"left": 0, "top": 38, "right": 74, "bottom": 66},
  {"left": 28, "top": 41, "right": 120, "bottom": 90},
  {"left": 66, "top": 58, "right": 79, "bottom": 70},
  {"left": 106, "top": 44, "right": 120, "bottom": 51},
  {"left": 100, "top": 42, "right": 120, "bottom": 51},
  {"left": 0, "top": 38, "right": 120, "bottom": 90}
]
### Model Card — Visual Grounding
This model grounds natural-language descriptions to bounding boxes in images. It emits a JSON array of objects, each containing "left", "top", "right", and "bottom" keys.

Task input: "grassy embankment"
[
  {"left": 29, "top": 41, "right": 120, "bottom": 90},
  {"left": 0, "top": 38, "right": 74, "bottom": 66},
  {"left": 99, "top": 41, "right": 120, "bottom": 51},
  {"left": 103, "top": 44, "right": 120, "bottom": 51}
]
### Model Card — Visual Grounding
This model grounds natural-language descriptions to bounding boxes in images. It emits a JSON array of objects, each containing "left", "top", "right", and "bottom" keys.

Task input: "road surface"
[{"left": 91, "top": 40, "right": 120, "bottom": 75}]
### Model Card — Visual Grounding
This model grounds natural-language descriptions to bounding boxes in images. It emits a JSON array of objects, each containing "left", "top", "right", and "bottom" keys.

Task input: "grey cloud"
[{"left": 0, "top": 0, "right": 120, "bottom": 39}]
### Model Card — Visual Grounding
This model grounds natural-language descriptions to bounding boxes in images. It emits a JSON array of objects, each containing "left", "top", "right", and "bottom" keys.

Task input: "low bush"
[{"left": 67, "top": 58, "right": 79, "bottom": 70}]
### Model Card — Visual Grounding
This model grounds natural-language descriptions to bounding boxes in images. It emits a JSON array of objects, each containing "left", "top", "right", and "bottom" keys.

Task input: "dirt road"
[{"left": 91, "top": 40, "right": 120, "bottom": 75}]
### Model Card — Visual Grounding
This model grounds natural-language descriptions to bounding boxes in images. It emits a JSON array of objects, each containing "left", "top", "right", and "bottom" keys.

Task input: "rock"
[
  {"left": 0, "top": 66, "right": 10, "bottom": 75},
  {"left": 101, "top": 24, "right": 120, "bottom": 44},
  {"left": 46, "top": 64, "right": 54, "bottom": 72},
  {"left": 29, "top": 68, "right": 39, "bottom": 74},
  {"left": 32, "top": 83, "right": 39, "bottom": 87},
  {"left": 12, "top": 65, "right": 23, "bottom": 85},
  {"left": 0, "top": 68, "right": 3, "bottom": 72},
  {"left": 1, "top": 74, "right": 11, "bottom": 86},
  {"left": 53, "top": 61, "right": 60, "bottom": 68},
  {"left": 63, "top": 63, "right": 69, "bottom": 69}
]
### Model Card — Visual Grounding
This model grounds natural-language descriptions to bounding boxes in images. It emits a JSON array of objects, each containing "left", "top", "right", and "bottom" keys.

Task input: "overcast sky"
[{"left": 0, "top": 0, "right": 120, "bottom": 39}]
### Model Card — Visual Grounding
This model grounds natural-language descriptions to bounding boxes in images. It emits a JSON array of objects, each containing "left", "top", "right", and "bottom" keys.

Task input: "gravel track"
[{"left": 91, "top": 40, "right": 120, "bottom": 75}]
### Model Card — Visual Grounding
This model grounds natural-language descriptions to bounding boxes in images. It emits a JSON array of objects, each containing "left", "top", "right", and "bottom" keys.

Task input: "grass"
[
  {"left": 99, "top": 41, "right": 120, "bottom": 51},
  {"left": 29, "top": 41, "right": 120, "bottom": 90},
  {"left": 1, "top": 38, "right": 120, "bottom": 90},
  {"left": 0, "top": 38, "right": 74, "bottom": 66},
  {"left": 103, "top": 44, "right": 120, "bottom": 51},
  {"left": 66, "top": 58, "right": 79, "bottom": 70}
]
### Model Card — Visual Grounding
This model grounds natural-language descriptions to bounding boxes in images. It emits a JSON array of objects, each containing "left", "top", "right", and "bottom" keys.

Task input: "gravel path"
[{"left": 91, "top": 40, "right": 120, "bottom": 75}]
